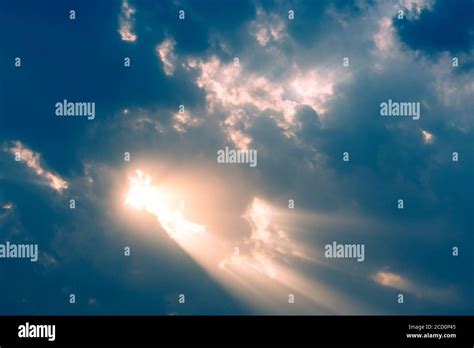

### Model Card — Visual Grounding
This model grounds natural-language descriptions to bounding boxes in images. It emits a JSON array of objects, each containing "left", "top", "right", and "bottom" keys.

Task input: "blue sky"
[{"left": 0, "top": 0, "right": 472, "bottom": 315}]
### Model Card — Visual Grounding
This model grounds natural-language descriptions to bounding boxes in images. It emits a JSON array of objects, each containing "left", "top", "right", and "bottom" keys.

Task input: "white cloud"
[
  {"left": 157, "top": 38, "right": 176, "bottom": 76},
  {"left": 5, "top": 141, "right": 68, "bottom": 193},
  {"left": 118, "top": 0, "right": 137, "bottom": 42},
  {"left": 187, "top": 56, "right": 335, "bottom": 148}
]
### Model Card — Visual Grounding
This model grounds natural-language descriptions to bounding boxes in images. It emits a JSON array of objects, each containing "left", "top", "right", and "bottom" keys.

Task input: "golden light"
[
  {"left": 123, "top": 170, "right": 365, "bottom": 314},
  {"left": 125, "top": 170, "right": 205, "bottom": 240}
]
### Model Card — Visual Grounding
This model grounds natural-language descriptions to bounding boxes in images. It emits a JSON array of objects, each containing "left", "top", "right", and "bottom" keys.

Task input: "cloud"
[
  {"left": 372, "top": 270, "right": 457, "bottom": 303},
  {"left": 251, "top": 7, "right": 287, "bottom": 47},
  {"left": 2, "top": 202, "right": 13, "bottom": 210},
  {"left": 373, "top": 17, "right": 396, "bottom": 53},
  {"left": 188, "top": 56, "right": 334, "bottom": 119},
  {"left": 0, "top": 199, "right": 25, "bottom": 239},
  {"left": 373, "top": 271, "right": 408, "bottom": 289},
  {"left": 421, "top": 129, "right": 434, "bottom": 144},
  {"left": 186, "top": 55, "right": 336, "bottom": 148},
  {"left": 219, "top": 197, "right": 310, "bottom": 278},
  {"left": 156, "top": 38, "right": 177, "bottom": 76},
  {"left": 172, "top": 111, "right": 203, "bottom": 133},
  {"left": 399, "top": 0, "right": 434, "bottom": 19},
  {"left": 109, "top": 1, "right": 472, "bottom": 314},
  {"left": 118, "top": 0, "right": 137, "bottom": 42},
  {"left": 0, "top": 202, "right": 14, "bottom": 221},
  {"left": 371, "top": 1, "right": 430, "bottom": 56},
  {"left": 372, "top": 0, "right": 430, "bottom": 55},
  {"left": 240, "top": 197, "right": 317, "bottom": 263},
  {"left": 1, "top": 0, "right": 472, "bottom": 315},
  {"left": 4, "top": 141, "right": 68, "bottom": 193}
]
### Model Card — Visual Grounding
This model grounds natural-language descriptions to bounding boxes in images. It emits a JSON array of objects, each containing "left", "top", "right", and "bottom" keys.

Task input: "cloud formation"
[
  {"left": 157, "top": 38, "right": 177, "bottom": 76},
  {"left": 118, "top": 0, "right": 137, "bottom": 42},
  {"left": 372, "top": 270, "right": 456, "bottom": 304},
  {"left": 5, "top": 141, "right": 68, "bottom": 193},
  {"left": 0, "top": 0, "right": 472, "bottom": 315}
]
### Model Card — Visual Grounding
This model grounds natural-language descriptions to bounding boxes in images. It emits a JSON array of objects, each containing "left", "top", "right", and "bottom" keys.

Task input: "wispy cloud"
[
  {"left": 0, "top": 202, "right": 14, "bottom": 220},
  {"left": 2, "top": 202, "right": 13, "bottom": 210},
  {"left": 118, "top": 0, "right": 137, "bottom": 42},
  {"left": 251, "top": 7, "right": 286, "bottom": 47},
  {"left": 157, "top": 38, "right": 176, "bottom": 76},
  {"left": 5, "top": 140, "right": 68, "bottom": 193},
  {"left": 373, "top": 271, "right": 408, "bottom": 289},
  {"left": 372, "top": 270, "right": 457, "bottom": 303}
]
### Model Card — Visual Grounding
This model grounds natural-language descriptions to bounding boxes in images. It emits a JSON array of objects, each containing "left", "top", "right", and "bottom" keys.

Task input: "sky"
[{"left": 0, "top": 0, "right": 472, "bottom": 315}]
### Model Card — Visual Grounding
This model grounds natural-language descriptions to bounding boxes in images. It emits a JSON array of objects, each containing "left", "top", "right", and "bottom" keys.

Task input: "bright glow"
[
  {"left": 124, "top": 174, "right": 364, "bottom": 313},
  {"left": 246, "top": 197, "right": 272, "bottom": 242},
  {"left": 125, "top": 170, "right": 205, "bottom": 239}
]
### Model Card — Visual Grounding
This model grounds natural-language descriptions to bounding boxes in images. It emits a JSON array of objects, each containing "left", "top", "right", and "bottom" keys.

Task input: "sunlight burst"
[{"left": 125, "top": 170, "right": 205, "bottom": 239}]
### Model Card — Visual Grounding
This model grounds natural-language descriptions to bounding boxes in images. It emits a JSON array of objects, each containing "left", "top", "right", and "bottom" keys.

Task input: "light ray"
[{"left": 124, "top": 170, "right": 365, "bottom": 314}]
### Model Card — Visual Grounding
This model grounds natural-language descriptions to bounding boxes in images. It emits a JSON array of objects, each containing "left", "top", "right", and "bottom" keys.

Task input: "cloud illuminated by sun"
[{"left": 125, "top": 170, "right": 205, "bottom": 239}]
